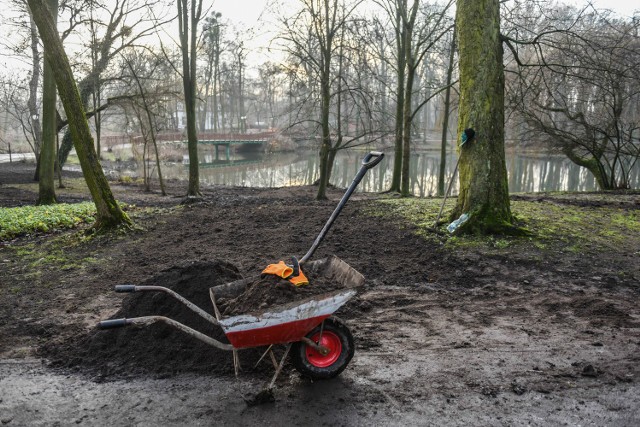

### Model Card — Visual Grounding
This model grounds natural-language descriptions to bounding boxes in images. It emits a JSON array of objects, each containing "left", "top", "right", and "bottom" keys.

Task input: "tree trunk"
[
  {"left": 316, "top": 64, "right": 332, "bottom": 200},
  {"left": 400, "top": 66, "right": 414, "bottom": 197},
  {"left": 315, "top": 0, "right": 336, "bottom": 201},
  {"left": 28, "top": 11, "right": 43, "bottom": 180},
  {"left": 37, "top": 0, "right": 58, "bottom": 205},
  {"left": 452, "top": 0, "right": 514, "bottom": 234},
  {"left": 178, "top": 0, "right": 202, "bottom": 198},
  {"left": 399, "top": 0, "right": 419, "bottom": 197},
  {"left": 57, "top": 75, "right": 99, "bottom": 166},
  {"left": 438, "top": 29, "right": 456, "bottom": 197},
  {"left": 28, "top": 0, "right": 131, "bottom": 230},
  {"left": 389, "top": 2, "right": 406, "bottom": 193}
]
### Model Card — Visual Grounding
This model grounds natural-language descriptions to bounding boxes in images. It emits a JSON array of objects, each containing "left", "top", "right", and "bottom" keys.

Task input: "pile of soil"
[
  {"left": 39, "top": 259, "right": 361, "bottom": 380},
  {"left": 40, "top": 260, "right": 255, "bottom": 379}
]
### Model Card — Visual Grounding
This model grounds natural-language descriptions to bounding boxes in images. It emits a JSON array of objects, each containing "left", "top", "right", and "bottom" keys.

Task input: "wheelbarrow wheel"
[{"left": 291, "top": 316, "right": 354, "bottom": 380}]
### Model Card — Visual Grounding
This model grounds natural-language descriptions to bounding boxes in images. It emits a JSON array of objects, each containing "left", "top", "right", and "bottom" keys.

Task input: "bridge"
[
  {"left": 101, "top": 131, "right": 277, "bottom": 160},
  {"left": 159, "top": 132, "right": 276, "bottom": 159}
]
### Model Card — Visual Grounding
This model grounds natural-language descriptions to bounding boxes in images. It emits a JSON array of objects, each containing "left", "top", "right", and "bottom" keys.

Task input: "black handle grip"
[
  {"left": 98, "top": 318, "right": 132, "bottom": 329},
  {"left": 362, "top": 151, "right": 384, "bottom": 169},
  {"left": 115, "top": 285, "right": 136, "bottom": 293},
  {"left": 290, "top": 256, "right": 300, "bottom": 277}
]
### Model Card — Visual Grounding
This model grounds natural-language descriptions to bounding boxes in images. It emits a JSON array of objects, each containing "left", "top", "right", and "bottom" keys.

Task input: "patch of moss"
[
  {"left": 2, "top": 204, "right": 182, "bottom": 280},
  {"left": 366, "top": 195, "right": 640, "bottom": 257}
]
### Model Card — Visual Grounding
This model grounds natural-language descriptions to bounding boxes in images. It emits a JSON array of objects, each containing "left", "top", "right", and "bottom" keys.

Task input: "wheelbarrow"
[{"left": 98, "top": 151, "right": 384, "bottom": 388}]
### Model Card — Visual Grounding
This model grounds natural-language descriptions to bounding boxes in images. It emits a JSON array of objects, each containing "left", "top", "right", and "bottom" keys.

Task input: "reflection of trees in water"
[{"left": 119, "top": 149, "right": 637, "bottom": 195}]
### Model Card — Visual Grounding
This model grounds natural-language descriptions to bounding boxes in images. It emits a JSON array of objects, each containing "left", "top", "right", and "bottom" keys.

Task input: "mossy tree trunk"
[
  {"left": 452, "top": 0, "right": 514, "bottom": 234},
  {"left": 37, "top": 0, "right": 58, "bottom": 205},
  {"left": 27, "top": 0, "right": 131, "bottom": 229}
]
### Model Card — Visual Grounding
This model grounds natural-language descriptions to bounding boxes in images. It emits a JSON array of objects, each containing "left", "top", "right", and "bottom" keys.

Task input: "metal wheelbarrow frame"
[{"left": 98, "top": 152, "right": 383, "bottom": 384}]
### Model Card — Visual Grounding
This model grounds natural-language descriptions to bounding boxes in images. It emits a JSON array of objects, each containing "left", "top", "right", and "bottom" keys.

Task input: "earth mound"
[
  {"left": 39, "top": 259, "right": 365, "bottom": 380},
  {"left": 40, "top": 260, "right": 255, "bottom": 379}
]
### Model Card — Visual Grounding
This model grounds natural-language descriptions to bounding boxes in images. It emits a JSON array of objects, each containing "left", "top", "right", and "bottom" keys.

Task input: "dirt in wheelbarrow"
[
  {"left": 220, "top": 271, "right": 352, "bottom": 317},
  {"left": 1, "top": 162, "right": 640, "bottom": 425}
]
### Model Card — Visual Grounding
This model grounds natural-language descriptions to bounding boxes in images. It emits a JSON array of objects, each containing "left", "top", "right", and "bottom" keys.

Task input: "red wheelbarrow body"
[
  {"left": 219, "top": 289, "right": 356, "bottom": 348},
  {"left": 211, "top": 255, "right": 363, "bottom": 348}
]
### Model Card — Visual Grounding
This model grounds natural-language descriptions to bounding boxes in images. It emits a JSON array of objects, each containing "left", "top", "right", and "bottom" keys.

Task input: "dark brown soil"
[
  {"left": 222, "top": 269, "right": 353, "bottom": 316},
  {"left": 1, "top": 161, "right": 639, "bottom": 425},
  {"left": 39, "top": 260, "right": 246, "bottom": 379}
]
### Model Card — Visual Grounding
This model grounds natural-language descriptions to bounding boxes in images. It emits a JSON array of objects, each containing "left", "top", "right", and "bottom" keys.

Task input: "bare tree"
[
  {"left": 279, "top": 0, "right": 368, "bottom": 200},
  {"left": 176, "top": 0, "right": 205, "bottom": 198},
  {"left": 121, "top": 51, "right": 167, "bottom": 195},
  {"left": 56, "top": 0, "right": 170, "bottom": 167},
  {"left": 200, "top": 11, "right": 225, "bottom": 131},
  {"left": 27, "top": 0, "right": 131, "bottom": 230},
  {"left": 377, "top": 0, "right": 454, "bottom": 195},
  {"left": 503, "top": 5, "right": 640, "bottom": 190},
  {"left": 437, "top": 26, "right": 456, "bottom": 196},
  {"left": 37, "top": 0, "right": 59, "bottom": 205},
  {"left": 0, "top": 74, "right": 42, "bottom": 158}
]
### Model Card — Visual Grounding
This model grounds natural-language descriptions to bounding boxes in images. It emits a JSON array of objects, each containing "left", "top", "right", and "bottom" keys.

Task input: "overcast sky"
[
  {"left": 210, "top": 0, "right": 638, "bottom": 25},
  {"left": 0, "top": 0, "right": 637, "bottom": 74}
]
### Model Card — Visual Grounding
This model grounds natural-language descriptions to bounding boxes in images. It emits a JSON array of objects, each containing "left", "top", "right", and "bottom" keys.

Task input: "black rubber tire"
[{"left": 291, "top": 316, "right": 355, "bottom": 380}]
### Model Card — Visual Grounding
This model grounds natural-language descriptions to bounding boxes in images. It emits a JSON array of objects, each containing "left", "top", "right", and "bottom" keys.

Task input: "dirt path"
[{"left": 1, "top": 162, "right": 639, "bottom": 425}]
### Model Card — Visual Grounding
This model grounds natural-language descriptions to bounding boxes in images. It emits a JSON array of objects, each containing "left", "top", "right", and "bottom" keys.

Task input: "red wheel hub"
[{"left": 306, "top": 331, "right": 342, "bottom": 368}]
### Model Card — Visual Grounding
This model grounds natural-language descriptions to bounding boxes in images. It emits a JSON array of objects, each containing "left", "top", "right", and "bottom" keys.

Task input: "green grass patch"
[
  {"left": 366, "top": 196, "right": 640, "bottom": 255},
  {"left": 0, "top": 202, "right": 96, "bottom": 240}
]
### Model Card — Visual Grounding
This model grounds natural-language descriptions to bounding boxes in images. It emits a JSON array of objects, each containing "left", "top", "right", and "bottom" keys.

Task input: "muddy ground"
[{"left": 0, "top": 161, "right": 639, "bottom": 426}]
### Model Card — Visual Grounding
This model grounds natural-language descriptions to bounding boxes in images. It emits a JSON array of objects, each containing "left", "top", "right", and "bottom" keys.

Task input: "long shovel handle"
[{"left": 299, "top": 151, "right": 384, "bottom": 264}]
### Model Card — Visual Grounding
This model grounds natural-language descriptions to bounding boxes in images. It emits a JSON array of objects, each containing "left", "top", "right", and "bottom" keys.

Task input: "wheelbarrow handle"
[
  {"left": 115, "top": 284, "right": 136, "bottom": 292},
  {"left": 98, "top": 318, "right": 132, "bottom": 329}
]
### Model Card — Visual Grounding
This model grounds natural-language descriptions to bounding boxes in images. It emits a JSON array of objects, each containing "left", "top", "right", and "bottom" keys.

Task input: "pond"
[{"left": 107, "top": 145, "right": 640, "bottom": 197}]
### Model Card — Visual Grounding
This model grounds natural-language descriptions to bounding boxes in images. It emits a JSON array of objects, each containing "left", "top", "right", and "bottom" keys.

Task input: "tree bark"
[
  {"left": 389, "top": 1, "right": 406, "bottom": 193},
  {"left": 400, "top": 0, "right": 419, "bottom": 197},
  {"left": 27, "top": 0, "right": 131, "bottom": 230},
  {"left": 315, "top": 0, "right": 338, "bottom": 201},
  {"left": 178, "top": 0, "right": 203, "bottom": 198},
  {"left": 28, "top": 11, "right": 43, "bottom": 181},
  {"left": 37, "top": 0, "right": 58, "bottom": 205},
  {"left": 438, "top": 28, "right": 456, "bottom": 197},
  {"left": 452, "top": 0, "right": 514, "bottom": 234},
  {"left": 317, "top": 54, "right": 332, "bottom": 200}
]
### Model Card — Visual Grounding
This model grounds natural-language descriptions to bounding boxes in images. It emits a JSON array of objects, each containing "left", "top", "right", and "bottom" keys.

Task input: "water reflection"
[{"left": 113, "top": 146, "right": 639, "bottom": 196}]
